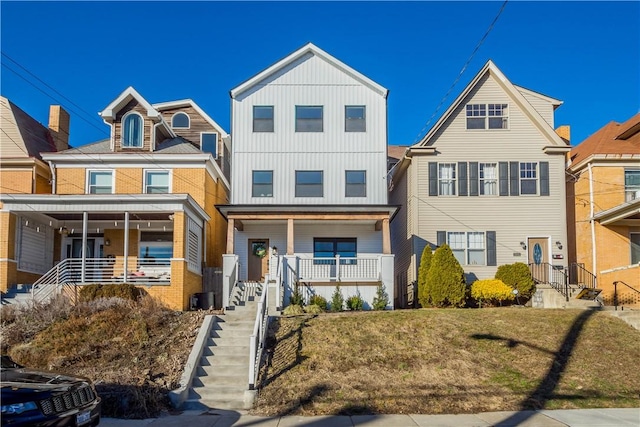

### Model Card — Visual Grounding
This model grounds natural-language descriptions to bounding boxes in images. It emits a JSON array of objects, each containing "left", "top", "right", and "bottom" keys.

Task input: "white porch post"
[
  {"left": 335, "top": 255, "right": 340, "bottom": 281},
  {"left": 81, "top": 211, "right": 88, "bottom": 283},
  {"left": 287, "top": 218, "right": 294, "bottom": 255},
  {"left": 123, "top": 212, "right": 130, "bottom": 282}
]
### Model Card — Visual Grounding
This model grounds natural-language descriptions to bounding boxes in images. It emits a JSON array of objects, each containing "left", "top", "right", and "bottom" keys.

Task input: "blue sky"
[{"left": 1, "top": 1, "right": 638, "bottom": 148}]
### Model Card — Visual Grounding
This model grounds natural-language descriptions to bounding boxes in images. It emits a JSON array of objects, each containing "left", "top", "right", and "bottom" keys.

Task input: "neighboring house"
[
  {"left": 217, "top": 43, "right": 397, "bottom": 309},
  {"left": 0, "top": 87, "right": 230, "bottom": 310},
  {"left": 566, "top": 113, "right": 640, "bottom": 305},
  {"left": 0, "top": 96, "right": 69, "bottom": 288},
  {"left": 390, "top": 60, "right": 571, "bottom": 308}
]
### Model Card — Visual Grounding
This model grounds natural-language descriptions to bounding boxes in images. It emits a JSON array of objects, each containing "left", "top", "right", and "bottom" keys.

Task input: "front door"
[
  {"left": 528, "top": 237, "right": 549, "bottom": 283},
  {"left": 70, "top": 239, "right": 96, "bottom": 258},
  {"left": 248, "top": 239, "right": 269, "bottom": 282}
]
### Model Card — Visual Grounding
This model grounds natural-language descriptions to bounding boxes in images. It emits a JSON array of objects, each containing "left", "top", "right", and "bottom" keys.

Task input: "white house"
[{"left": 217, "top": 43, "right": 397, "bottom": 309}]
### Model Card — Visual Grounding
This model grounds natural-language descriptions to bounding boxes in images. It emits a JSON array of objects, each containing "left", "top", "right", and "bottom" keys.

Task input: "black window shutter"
[
  {"left": 429, "top": 162, "right": 438, "bottom": 196},
  {"left": 458, "top": 162, "right": 468, "bottom": 196},
  {"left": 469, "top": 162, "right": 479, "bottom": 196},
  {"left": 499, "top": 162, "right": 509, "bottom": 196},
  {"left": 509, "top": 162, "right": 520, "bottom": 196},
  {"left": 540, "top": 161, "right": 550, "bottom": 196},
  {"left": 437, "top": 231, "right": 446, "bottom": 247},
  {"left": 486, "top": 231, "right": 497, "bottom": 266}
]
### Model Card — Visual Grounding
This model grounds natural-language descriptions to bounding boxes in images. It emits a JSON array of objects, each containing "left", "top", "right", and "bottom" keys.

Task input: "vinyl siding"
[{"left": 517, "top": 88, "right": 555, "bottom": 127}]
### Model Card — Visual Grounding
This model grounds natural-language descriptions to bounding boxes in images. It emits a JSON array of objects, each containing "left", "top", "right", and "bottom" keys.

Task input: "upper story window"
[
  {"left": 448, "top": 231, "right": 485, "bottom": 266},
  {"left": 252, "top": 170, "right": 273, "bottom": 197},
  {"left": 466, "top": 103, "right": 508, "bottom": 130},
  {"left": 87, "top": 170, "right": 113, "bottom": 194},
  {"left": 479, "top": 163, "right": 498, "bottom": 196},
  {"left": 345, "top": 170, "right": 366, "bottom": 197},
  {"left": 201, "top": 132, "right": 218, "bottom": 158},
  {"left": 171, "top": 112, "right": 190, "bottom": 128},
  {"left": 145, "top": 170, "right": 170, "bottom": 194},
  {"left": 631, "top": 233, "right": 640, "bottom": 264},
  {"left": 439, "top": 163, "right": 456, "bottom": 196},
  {"left": 295, "top": 170, "right": 323, "bottom": 197},
  {"left": 345, "top": 106, "right": 366, "bottom": 132},
  {"left": 253, "top": 106, "right": 274, "bottom": 132},
  {"left": 122, "top": 113, "right": 143, "bottom": 147},
  {"left": 520, "top": 162, "right": 538, "bottom": 195},
  {"left": 625, "top": 169, "right": 640, "bottom": 202},
  {"left": 296, "top": 106, "right": 323, "bottom": 132},
  {"left": 313, "top": 238, "right": 357, "bottom": 264}
]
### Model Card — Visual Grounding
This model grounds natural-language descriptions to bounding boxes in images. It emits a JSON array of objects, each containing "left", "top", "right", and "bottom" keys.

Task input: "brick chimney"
[
  {"left": 555, "top": 125, "right": 570, "bottom": 144},
  {"left": 48, "top": 105, "right": 70, "bottom": 151}
]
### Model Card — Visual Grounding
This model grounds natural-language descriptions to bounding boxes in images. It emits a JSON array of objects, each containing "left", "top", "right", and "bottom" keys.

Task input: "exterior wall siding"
[
  {"left": 57, "top": 168, "right": 86, "bottom": 194},
  {"left": 158, "top": 106, "right": 222, "bottom": 158},
  {"left": 0, "top": 212, "right": 17, "bottom": 291},
  {"left": 0, "top": 169, "right": 33, "bottom": 193},
  {"left": 113, "top": 100, "right": 153, "bottom": 152},
  {"left": 115, "top": 168, "right": 143, "bottom": 194},
  {"left": 517, "top": 88, "right": 555, "bottom": 127}
]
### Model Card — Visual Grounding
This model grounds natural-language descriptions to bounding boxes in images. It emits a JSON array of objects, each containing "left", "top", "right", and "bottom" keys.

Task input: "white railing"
[
  {"left": 298, "top": 256, "right": 381, "bottom": 282},
  {"left": 248, "top": 278, "right": 269, "bottom": 390}
]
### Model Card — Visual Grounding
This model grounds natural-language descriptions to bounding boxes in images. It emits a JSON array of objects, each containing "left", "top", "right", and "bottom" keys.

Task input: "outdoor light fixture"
[
  {"left": 104, "top": 239, "right": 111, "bottom": 246},
  {"left": 556, "top": 241, "right": 563, "bottom": 249},
  {"left": 520, "top": 241, "right": 526, "bottom": 250}
]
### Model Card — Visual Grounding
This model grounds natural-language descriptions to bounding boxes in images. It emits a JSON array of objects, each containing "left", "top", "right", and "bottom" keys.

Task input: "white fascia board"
[
  {"left": 514, "top": 85, "right": 563, "bottom": 106},
  {"left": 153, "top": 100, "right": 229, "bottom": 137},
  {"left": 99, "top": 86, "right": 161, "bottom": 121},
  {"left": 568, "top": 154, "right": 640, "bottom": 173}
]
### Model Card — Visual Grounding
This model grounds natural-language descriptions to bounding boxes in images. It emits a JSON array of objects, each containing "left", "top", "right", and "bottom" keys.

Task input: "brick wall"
[
  {"left": 57, "top": 168, "right": 86, "bottom": 194},
  {"left": 0, "top": 170, "right": 33, "bottom": 193},
  {"left": 115, "top": 168, "right": 142, "bottom": 194},
  {"left": 0, "top": 213, "right": 17, "bottom": 291}
]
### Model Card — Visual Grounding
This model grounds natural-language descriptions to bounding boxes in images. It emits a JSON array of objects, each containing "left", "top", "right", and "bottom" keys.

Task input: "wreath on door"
[{"left": 253, "top": 244, "right": 267, "bottom": 258}]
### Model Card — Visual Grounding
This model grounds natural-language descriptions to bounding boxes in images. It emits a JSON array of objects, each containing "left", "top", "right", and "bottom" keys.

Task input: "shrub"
[
  {"left": 304, "top": 304, "right": 324, "bottom": 315},
  {"left": 289, "top": 281, "right": 304, "bottom": 307},
  {"left": 79, "top": 283, "right": 144, "bottom": 302},
  {"left": 372, "top": 283, "right": 390, "bottom": 310},
  {"left": 424, "top": 244, "right": 467, "bottom": 307},
  {"left": 283, "top": 304, "right": 305, "bottom": 316},
  {"left": 471, "top": 279, "right": 515, "bottom": 307},
  {"left": 308, "top": 294, "right": 327, "bottom": 311},
  {"left": 346, "top": 292, "right": 364, "bottom": 311},
  {"left": 417, "top": 245, "right": 433, "bottom": 307},
  {"left": 495, "top": 262, "right": 535, "bottom": 298},
  {"left": 330, "top": 285, "right": 344, "bottom": 312}
]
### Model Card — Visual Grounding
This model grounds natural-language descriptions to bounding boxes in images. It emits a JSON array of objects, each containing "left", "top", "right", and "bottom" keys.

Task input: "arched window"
[
  {"left": 122, "top": 113, "right": 143, "bottom": 147},
  {"left": 172, "top": 112, "right": 190, "bottom": 128}
]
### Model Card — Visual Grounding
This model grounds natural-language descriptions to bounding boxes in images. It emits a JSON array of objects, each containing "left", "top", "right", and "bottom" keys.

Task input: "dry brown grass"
[{"left": 254, "top": 308, "right": 640, "bottom": 416}]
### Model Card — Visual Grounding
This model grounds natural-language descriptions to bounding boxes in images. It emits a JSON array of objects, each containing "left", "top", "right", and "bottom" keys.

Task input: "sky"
[{"left": 1, "top": 1, "right": 638, "bottom": 149}]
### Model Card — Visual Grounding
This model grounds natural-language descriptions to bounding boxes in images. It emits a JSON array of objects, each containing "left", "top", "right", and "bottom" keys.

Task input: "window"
[
  {"left": 171, "top": 112, "right": 190, "bottom": 128},
  {"left": 480, "top": 163, "right": 498, "bottom": 195},
  {"left": 296, "top": 106, "right": 323, "bottom": 132},
  {"left": 87, "top": 170, "right": 113, "bottom": 194},
  {"left": 625, "top": 170, "right": 640, "bottom": 202},
  {"left": 201, "top": 132, "right": 218, "bottom": 158},
  {"left": 346, "top": 170, "right": 366, "bottom": 197},
  {"left": 466, "top": 103, "right": 508, "bottom": 129},
  {"left": 313, "top": 238, "right": 357, "bottom": 264},
  {"left": 439, "top": 163, "right": 456, "bottom": 196},
  {"left": 122, "top": 113, "right": 143, "bottom": 147},
  {"left": 253, "top": 106, "right": 274, "bottom": 132},
  {"left": 139, "top": 232, "right": 173, "bottom": 260},
  {"left": 145, "top": 170, "right": 170, "bottom": 194},
  {"left": 345, "top": 106, "right": 366, "bottom": 132},
  {"left": 631, "top": 233, "right": 640, "bottom": 264},
  {"left": 252, "top": 170, "right": 273, "bottom": 197},
  {"left": 295, "top": 171, "right": 323, "bottom": 197},
  {"left": 520, "top": 162, "right": 538, "bottom": 195},
  {"left": 447, "top": 231, "right": 485, "bottom": 265}
]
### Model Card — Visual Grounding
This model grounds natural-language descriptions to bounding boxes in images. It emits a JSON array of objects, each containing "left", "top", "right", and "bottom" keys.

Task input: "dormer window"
[
  {"left": 172, "top": 112, "right": 190, "bottom": 128},
  {"left": 122, "top": 112, "right": 143, "bottom": 147}
]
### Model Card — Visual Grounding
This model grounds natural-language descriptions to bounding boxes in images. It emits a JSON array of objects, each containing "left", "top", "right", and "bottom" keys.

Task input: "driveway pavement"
[{"left": 100, "top": 407, "right": 639, "bottom": 426}]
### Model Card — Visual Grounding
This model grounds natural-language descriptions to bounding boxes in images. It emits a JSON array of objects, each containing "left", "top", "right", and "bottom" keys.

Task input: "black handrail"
[
  {"left": 529, "top": 262, "right": 569, "bottom": 301},
  {"left": 612, "top": 280, "right": 640, "bottom": 311},
  {"left": 567, "top": 262, "right": 597, "bottom": 289}
]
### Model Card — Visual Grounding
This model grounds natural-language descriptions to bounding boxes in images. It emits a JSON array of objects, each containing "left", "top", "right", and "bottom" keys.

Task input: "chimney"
[
  {"left": 555, "top": 125, "right": 570, "bottom": 144},
  {"left": 48, "top": 105, "right": 70, "bottom": 151}
]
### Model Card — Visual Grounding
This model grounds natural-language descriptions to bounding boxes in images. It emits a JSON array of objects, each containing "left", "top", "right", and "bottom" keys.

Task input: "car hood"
[{"left": 1, "top": 368, "right": 91, "bottom": 391}]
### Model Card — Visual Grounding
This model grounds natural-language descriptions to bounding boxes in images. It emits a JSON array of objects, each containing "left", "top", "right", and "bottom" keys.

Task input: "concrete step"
[
  {"left": 200, "top": 355, "right": 250, "bottom": 368},
  {"left": 182, "top": 397, "right": 245, "bottom": 411},
  {"left": 201, "top": 345, "right": 249, "bottom": 359},
  {"left": 189, "top": 387, "right": 246, "bottom": 402},
  {"left": 193, "top": 373, "right": 248, "bottom": 388},
  {"left": 197, "top": 363, "right": 249, "bottom": 377},
  {"left": 207, "top": 336, "right": 252, "bottom": 347}
]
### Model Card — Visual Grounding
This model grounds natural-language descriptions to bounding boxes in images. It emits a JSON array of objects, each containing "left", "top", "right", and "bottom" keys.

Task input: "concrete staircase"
[
  {"left": 1, "top": 284, "right": 33, "bottom": 306},
  {"left": 183, "top": 282, "right": 261, "bottom": 410}
]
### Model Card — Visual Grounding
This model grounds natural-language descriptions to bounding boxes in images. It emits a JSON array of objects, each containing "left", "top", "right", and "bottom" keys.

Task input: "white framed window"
[
  {"left": 447, "top": 231, "right": 486, "bottom": 266},
  {"left": 624, "top": 169, "right": 640, "bottom": 202},
  {"left": 480, "top": 163, "right": 498, "bottom": 196},
  {"left": 296, "top": 106, "right": 323, "bottom": 132},
  {"left": 144, "top": 170, "right": 170, "bottom": 194},
  {"left": 466, "top": 103, "right": 508, "bottom": 130},
  {"left": 252, "top": 170, "right": 273, "bottom": 197},
  {"left": 122, "top": 112, "right": 143, "bottom": 147},
  {"left": 87, "top": 170, "right": 113, "bottom": 194},
  {"left": 345, "top": 170, "right": 366, "bottom": 197},
  {"left": 171, "top": 112, "right": 190, "bottom": 128},
  {"left": 631, "top": 233, "right": 640, "bottom": 264},
  {"left": 439, "top": 163, "right": 456, "bottom": 196},
  {"left": 253, "top": 106, "right": 274, "bottom": 132},
  {"left": 345, "top": 106, "right": 366, "bottom": 132},
  {"left": 201, "top": 132, "right": 218, "bottom": 158},
  {"left": 295, "top": 170, "right": 323, "bottom": 197},
  {"left": 520, "top": 162, "right": 538, "bottom": 195}
]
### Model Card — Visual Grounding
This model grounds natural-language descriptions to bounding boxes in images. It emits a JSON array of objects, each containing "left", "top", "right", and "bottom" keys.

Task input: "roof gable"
[
  {"left": 99, "top": 86, "right": 162, "bottom": 122},
  {"left": 153, "top": 99, "right": 228, "bottom": 137},
  {"left": 1, "top": 96, "right": 56, "bottom": 159},
  {"left": 230, "top": 43, "right": 388, "bottom": 99}
]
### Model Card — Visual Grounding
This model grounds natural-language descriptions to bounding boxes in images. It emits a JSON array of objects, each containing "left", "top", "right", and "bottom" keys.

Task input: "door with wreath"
[{"left": 248, "top": 239, "right": 269, "bottom": 282}]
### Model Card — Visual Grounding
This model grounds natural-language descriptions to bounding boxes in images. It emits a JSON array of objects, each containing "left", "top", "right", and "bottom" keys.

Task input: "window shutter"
[
  {"left": 458, "top": 162, "right": 468, "bottom": 196},
  {"left": 469, "top": 162, "right": 479, "bottom": 196},
  {"left": 437, "top": 231, "right": 446, "bottom": 247},
  {"left": 509, "top": 162, "right": 519, "bottom": 196},
  {"left": 499, "top": 162, "right": 509, "bottom": 196},
  {"left": 486, "top": 231, "right": 496, "bottom": 266},
  {"left": 429, "top": 162, "right": 438, "bottom": 196},
  {"left": 540, "top": 161, "right": 549, "bottom": 196}
]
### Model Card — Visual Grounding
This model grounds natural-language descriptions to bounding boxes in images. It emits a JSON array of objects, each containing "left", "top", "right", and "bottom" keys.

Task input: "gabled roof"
[
  {"left": 514, "top": 85, "right": 563, "bottom": 109},
  {"left": 230, "top": 42, "right": 388, "bottom": 99},
  {"left": 569, "top": 113, "right": 640, "bottom": 170},
  {"left": 99, "top": 86, "right": 162, "bottom": 121},
  {"left": 153, "top": 99, "right": 229, "bottom": 137},
  {"left": 413, "top": 60, "right": 568, "bottom": 150},
  {"left": 0, "top": 96, "right": 57, "bottom": 159}
]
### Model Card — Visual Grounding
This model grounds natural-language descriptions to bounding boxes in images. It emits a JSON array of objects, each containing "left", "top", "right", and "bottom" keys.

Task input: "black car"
[{"left": 1, "top": 356, "right": 101, "bottom": 426}]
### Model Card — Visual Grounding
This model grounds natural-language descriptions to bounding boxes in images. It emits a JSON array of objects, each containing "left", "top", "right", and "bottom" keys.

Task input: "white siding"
[{"left": 517, "top": 88, "right": 555, "bottom": 127}]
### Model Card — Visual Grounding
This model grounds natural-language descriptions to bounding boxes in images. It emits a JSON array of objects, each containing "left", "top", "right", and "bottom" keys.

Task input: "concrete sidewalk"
[{"left": 100, "top": 407, "right": 639, "bottom": 426}]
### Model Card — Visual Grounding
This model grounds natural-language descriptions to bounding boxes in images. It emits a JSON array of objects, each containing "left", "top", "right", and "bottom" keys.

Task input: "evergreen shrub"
[
  {"left": 424, "top": 244, "right": 467, "bottom": 307},
  {"left": 308, "top": 294, "right": 327, "bottom": 311},
  {"left": 346, "top": 292, "right": 364, "bottom": 311},
  {"left": 330, "top": 285, "right": 344, "bottom": 312},
  {"left": 372, "top": 283, "right": 390, "bottom": 310},
  {"left": 417, "top": 246, "right": 433, "bottom": 307},
  {"left": 471, "top": 279, "right": 515, "bottom": 307},
  {"left": 495, "top": 262, "right": 535, "bottom": 298},
  {"left": 79, "top": 283, "right": 143, "bottom": 302}
]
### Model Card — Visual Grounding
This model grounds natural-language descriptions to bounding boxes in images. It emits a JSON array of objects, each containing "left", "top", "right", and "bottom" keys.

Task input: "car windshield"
[{"left": 0, "top": 355, "right": 22, "bottom": 369}]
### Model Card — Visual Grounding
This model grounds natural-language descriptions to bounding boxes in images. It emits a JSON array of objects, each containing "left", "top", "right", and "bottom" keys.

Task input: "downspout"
[
  {"left": 48, "top": 160, "right": 56, "bottom": 194},
  {"left": 588, "top": 163, "right": 597, "bottom": 274}
]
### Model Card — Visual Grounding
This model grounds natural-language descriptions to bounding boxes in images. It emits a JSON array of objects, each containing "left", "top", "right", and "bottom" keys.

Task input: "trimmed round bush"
[
  {"left": 308, "top": 295, "right": 327, "bottom": 311},
  {"left": 495, "top": 262, "right": 535, "bottom": 298},
  {"left": 471, "top": 279, "right": 515, "bottom": 307}
]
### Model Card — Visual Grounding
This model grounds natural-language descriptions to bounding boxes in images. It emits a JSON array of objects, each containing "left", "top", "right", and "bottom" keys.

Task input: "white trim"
[
  {"left": 514, "top": 85, "right": 563, "bottom": 106},
  {"left": 86, "top": 169, "right": 114, "bottom": 194},
  {"left": 171, "top": 112, "right": 191, "bottom": 129},
  {"left": 100, "top": 86, "right": 161, "bottom": 121},
  {"left": 144, "top": 169, "right": 172, "bottom": 194},
  {"left": 200, "top": 131, "right": 219, "bottom": 158},
  {"left": 121, "top": 111, "right": 145, "bottom": 148}
]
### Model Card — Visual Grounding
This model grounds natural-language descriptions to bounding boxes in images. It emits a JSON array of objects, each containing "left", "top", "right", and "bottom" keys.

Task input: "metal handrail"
[
  {"left": 249, "top": 278, "right": 269, "bottom": 390},
  {"left": 612, "top": 280, "right": 640, "bottom": 311},
  {"left": 567, "top": 262, "right": 597, "bottom": 289},
  {"left": 529, "top": 262, "right": 569, "bottom": 301}
]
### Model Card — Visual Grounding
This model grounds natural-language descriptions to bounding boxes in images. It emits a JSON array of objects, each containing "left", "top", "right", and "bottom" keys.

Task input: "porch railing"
[
  {"left": 567, "top": 262, "right": 597, "bottom": 289},
  {"left": 248, "top": 277, "right": 269, "bottom": 390},
  {"left": 529, "top": 262, "right": 569, "bottom": 301},
  {"left": 298, "top": 256, "right": 381, "bottom": 282}
]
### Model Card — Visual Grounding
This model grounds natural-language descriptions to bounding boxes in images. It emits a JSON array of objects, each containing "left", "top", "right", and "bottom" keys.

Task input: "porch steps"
[
  {"left": 183, "top": 281, "right": 261, "bottom": 411},
  {"left": 0, "top": 284, "right": 32, "bottom": 306}
]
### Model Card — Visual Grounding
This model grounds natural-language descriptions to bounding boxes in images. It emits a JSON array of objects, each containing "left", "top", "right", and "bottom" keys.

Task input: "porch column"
[
  {"left": 382, "top": 218, "right": 391, "bottom": 254},
  {"left": 81, "top": 211, "right": 88, "bottom": 283},
  {"left": 226, "top": 218, "right": 235, "bottom": 254},
  {"left": 287, "top": 218, "right": 294, "bottom": 255},
  {"left": 123, "top": 212, "right": 129, "bottom": 282}
]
